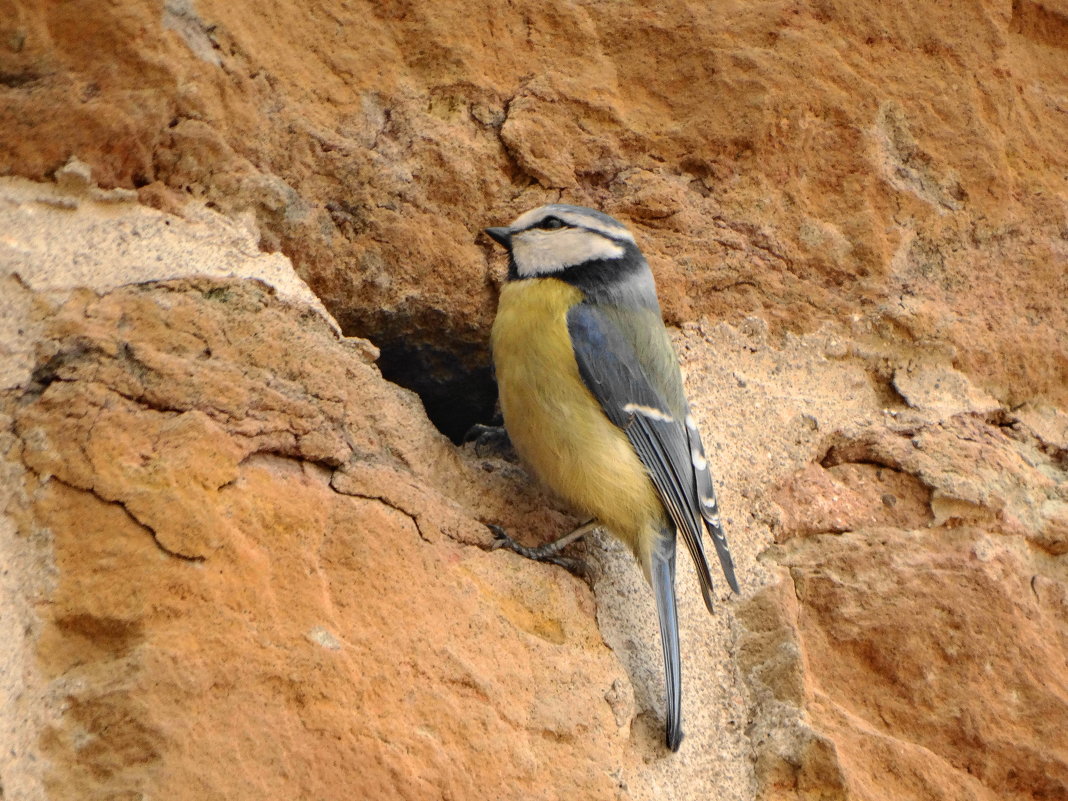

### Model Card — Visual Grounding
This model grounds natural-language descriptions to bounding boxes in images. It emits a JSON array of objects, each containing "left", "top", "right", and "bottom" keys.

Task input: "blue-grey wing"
[
  {"left": 685, "top": 407, "right": 739, "bottom": 593},
  {"left": 566, "top": 303, "right": 729, "bottom": 610}
]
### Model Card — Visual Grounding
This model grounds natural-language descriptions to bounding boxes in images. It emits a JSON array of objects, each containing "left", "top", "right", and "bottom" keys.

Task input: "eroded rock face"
[
  {"left": 741, "top": 527, "right": 1068, "bottom": 801},
  {"left": 4, "top": 275, "right": 642, "bottom": 800},
  {"left": 2, "top": 0, "right": 1067, "bottom": 799},
  {"left": 2, "top": 0, "right": 1066, "bottom": 435},
  {"left": 3, "top": 169, "right": 1067, "bottom": 800},
  {"left": 743, "top": 407, "right": 1068, "bottom": 800},
  {"left": 0, "top": 183, "right": 664, "bottom": 799}
]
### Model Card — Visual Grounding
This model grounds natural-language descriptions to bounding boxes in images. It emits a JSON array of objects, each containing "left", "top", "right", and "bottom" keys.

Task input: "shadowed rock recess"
[{"left": 1, "top": 1, "right": 1066, "bottom": 799}]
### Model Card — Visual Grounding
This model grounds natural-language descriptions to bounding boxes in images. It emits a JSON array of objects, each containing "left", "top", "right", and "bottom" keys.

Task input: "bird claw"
[
  {"left": 464, "top": 425, "right": 516, "bottom": 460},
  {"left": 487, "top": 524, "right": 510, "bottom": 550}
]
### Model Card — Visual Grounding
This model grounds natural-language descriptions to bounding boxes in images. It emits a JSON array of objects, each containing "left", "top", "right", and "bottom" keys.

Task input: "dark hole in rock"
[{"left": 372, "top": 334, "right": 499, "bottom": 444}]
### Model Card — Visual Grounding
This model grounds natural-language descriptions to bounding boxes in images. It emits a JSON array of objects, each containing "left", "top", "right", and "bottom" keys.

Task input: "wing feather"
[
  {"left": 685, "top": 409, "right": 740, "bottom": 593},
  {"left": 567, "top": 304, "right": 735, "bottom": 609}
]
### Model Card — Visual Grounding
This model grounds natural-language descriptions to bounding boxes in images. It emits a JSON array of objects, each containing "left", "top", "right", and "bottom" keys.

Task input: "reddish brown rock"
[
  {"left": 4, "top": 172, "right": 1067, "bottom": 799},
  {"left": 3, "top": 0, "right": 1068, "bottom": 798},
  {"left": 770, "top": 461, "right": 932, "bottom": 540},
  {"left": 3, "top": 273, "right": 647, "bottom": 799},
  {"left": 741, "top": 528, "right": 1068, "bottom": 801},
  {"left": 2, "top": 0, "right": 1066, "bottom": 433},
  {"left": 746, "top": 396, "right": 1068, "bottom": 800}
]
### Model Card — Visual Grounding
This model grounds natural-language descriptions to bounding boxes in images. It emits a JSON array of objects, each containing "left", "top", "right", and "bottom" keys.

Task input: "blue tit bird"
[{"left": 485, "top": 204, "right": 739, "bottom": 752}]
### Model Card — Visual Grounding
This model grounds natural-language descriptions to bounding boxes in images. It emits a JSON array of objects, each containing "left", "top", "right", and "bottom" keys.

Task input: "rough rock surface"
[
  {"left": 741, "top": 407, "right": 1068, "bottom": 800},
  {"left": 2, "top": 0, "right": 1066, "bottom": 437},
  {"left": 1, "top": 186, "right": 648, "bottom": 800},
  {"left": 2, "top": 1, "right": 1067, "bottom": 800}
]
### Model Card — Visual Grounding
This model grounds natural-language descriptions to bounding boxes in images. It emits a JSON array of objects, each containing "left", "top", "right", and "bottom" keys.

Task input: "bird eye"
[{"left": 535, "top": 216, "right": 565, "bottom": 230}]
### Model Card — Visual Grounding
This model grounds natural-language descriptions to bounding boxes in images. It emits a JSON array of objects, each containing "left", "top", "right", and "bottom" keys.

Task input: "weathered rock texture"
[
  {"left": 2, "top": 0, "right": 1066, "bottom": 437},
  {"left": 741, "top": 407, "right": 1068, "bottom": 800},
  {"left": 2, "top": 0, "right": 1067, "bottom": 799},
  {"left": 2, "top": 187, "right": 648, "bottom": 800}
]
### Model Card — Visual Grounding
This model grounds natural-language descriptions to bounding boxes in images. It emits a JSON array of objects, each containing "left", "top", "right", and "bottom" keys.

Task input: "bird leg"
[{"left": 487, "top": 520, "right": 600, "bottom": 576}]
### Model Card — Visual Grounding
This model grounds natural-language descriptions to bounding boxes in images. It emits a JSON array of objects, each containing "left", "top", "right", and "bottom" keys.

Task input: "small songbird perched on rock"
[{"left": 485, "top": 204, "right": 739, "bottom": 751}]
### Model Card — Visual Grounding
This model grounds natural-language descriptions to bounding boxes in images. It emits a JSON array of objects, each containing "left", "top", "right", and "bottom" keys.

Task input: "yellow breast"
[{"left": 490, "top": 278, "right": 663, "bottom": 553}]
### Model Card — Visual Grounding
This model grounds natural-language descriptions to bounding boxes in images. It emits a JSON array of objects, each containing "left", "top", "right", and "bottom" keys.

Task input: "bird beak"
[{"left": 485, "top": 226, "right": 512, "bottom": 247}]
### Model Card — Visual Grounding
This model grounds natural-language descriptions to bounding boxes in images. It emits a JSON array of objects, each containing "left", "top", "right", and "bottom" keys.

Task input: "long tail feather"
[{"left": 650, "top": 534, "right": 683, "bottom": 751}]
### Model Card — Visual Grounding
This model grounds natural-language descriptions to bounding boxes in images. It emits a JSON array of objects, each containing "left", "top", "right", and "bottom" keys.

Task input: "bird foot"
[{"left": 487, "top": 524, "right": 589, "bottom": 577}]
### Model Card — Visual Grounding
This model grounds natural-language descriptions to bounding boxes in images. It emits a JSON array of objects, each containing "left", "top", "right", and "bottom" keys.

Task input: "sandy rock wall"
[
  {"left": 2, "top": 187, "right": 651, "bottom": 800},
  {"left": 2, "top": 1, "right": 1067, "bottom": 799},
  {"left": 3, "top": 0, "right": 1065, "bottom": 434}
]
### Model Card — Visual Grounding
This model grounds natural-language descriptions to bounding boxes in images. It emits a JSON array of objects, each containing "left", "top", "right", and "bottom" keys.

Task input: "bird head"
[{"left": 486, "top": 204, "right": 637, "bottom": 279}]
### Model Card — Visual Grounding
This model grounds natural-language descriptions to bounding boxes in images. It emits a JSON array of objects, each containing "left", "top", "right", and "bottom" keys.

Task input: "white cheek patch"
[{"left": 512, "top": 229, "right": 626, "bottom": 276}]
